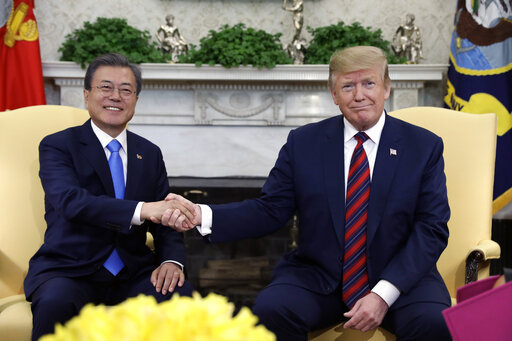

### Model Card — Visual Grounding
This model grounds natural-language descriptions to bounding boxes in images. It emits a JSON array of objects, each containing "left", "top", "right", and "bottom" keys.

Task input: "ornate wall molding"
[
  {"left": 43, "top": 62, "right": 448, "bottom": 177},
  {"left": 43, "top": 62, "right": 447, "bottom": 127}
]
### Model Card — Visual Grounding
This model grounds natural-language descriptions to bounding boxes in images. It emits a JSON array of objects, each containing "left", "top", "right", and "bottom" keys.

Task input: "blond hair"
[{"left": 328, "top": 46, "right": 390, "bottom": 89}]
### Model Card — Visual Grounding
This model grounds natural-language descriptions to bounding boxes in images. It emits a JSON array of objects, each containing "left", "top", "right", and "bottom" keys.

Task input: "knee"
[
  {"left": 415, "top": 311, "right": 451, "bottom": 341},
  {"left": 392, "top": 305, "right": 451, "bottom": 341},
  {"left": 253, "top": 292, "right": 286, "bottom": 325},
  {"left": 32, "top": 289, "right": 77, "bottom": 316}
]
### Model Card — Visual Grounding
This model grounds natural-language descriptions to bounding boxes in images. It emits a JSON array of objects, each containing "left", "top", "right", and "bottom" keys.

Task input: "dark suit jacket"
[
  {"left": 24, "top": 119, "right": 185, "bottom": 299},
  {"left": 210, "top": 114, "right": 451, "bottom": 310}
]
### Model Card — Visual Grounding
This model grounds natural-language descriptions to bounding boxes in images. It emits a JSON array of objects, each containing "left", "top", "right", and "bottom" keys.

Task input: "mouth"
[
  {"left": 104, "top": 106, "right": 122, "bottom": 111},
  {"left": 351, "top": 104, "right": 371, "bottom": 111}
]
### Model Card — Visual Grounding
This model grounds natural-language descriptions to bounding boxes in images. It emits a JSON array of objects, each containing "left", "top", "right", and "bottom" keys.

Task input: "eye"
[
  {"left": 98, "top": 84, "right": 113, "bottom": 92},
  {"left": 342, "top": 84, "right": 354, "bottom": 92},
  {"left": 119, "top": 88, "right": 133, "bottom": 95},
  {"left": 363, "top": 81, "right": 376, "bottom": 88}
]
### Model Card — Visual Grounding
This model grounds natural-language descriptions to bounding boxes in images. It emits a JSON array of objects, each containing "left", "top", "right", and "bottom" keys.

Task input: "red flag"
[{"left": 0, "top": 0, "right": 45, "bottom": 111}]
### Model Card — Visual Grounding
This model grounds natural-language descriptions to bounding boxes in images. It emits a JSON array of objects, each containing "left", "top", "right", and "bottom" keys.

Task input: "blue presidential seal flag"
[{"left": 445, "top": 0, "right": 512, "bottom": 213}]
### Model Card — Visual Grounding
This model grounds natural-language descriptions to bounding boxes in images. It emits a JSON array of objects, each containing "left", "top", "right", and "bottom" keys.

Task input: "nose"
[
  {"left": 353, "top": 83, "right": 364, "bottom": 101},
  {"left": 108, "top": 88, "right": 122, "bottom": 101}
]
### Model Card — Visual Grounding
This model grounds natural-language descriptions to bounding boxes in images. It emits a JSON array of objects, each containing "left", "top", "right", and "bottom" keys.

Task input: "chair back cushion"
[
  {"left": 389, "top": 107, "right": 496, "bottom": 298},
  {"left": 0, "top": 105, "right": 89, "bottom": 298}
]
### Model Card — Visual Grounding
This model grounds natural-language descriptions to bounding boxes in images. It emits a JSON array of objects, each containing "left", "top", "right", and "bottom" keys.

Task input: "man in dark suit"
[
  {"left": 24, "top": 53, "right": 195, "bottom": 341},
  {"left": 164, "top": 46, "right": 452, "bottom": 340}
]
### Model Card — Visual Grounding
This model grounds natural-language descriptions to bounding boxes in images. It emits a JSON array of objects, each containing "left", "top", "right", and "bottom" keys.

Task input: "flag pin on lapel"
[
  {"left": 390, "top": 148, "right": 397, "bottom": 156},
  {"left": 136, "top": 154, "right": 142, "bottom": 160}
]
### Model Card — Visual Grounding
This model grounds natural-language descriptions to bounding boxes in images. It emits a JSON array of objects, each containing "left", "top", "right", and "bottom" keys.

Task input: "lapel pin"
[
  {"left": 136, "top": 154, "right": 143, "bottom": 159},
  {"left": 390, "top": 148, "right": 397, "bottom": 156}
]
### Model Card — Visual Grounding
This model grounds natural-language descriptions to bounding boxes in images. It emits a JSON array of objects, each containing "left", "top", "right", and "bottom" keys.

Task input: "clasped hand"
[{"left": 144, "top": 193, "right": 201, "bottom": 231}]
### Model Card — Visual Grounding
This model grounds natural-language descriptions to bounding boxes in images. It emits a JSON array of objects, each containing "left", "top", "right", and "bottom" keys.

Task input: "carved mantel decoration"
[{"left": 43, "top": 62, "right": 447, "bottom": 178}]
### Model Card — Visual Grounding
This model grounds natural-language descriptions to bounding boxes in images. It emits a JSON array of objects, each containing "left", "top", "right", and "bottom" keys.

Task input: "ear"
[
  {"left": 83, "top": 89, "right": 89, "bottom": 110},
  {"left": 383, "top": 82, "right": 391, "bottom": 101},
  {"left": 330, "top": 87, "right": 338, "bottom": 105}
]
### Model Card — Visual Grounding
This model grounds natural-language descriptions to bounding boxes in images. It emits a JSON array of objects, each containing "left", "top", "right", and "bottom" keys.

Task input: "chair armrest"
[
  {"left": 0, "top": 294, "right": 26, "bottom": 312},
  {"left": 465, "top": 239, "right": 501, "bottom": 284},
  {"left": 475, "top": 239, "right": 501, "bottom": 260},
  {"left": 146, "top": 232, "right": 155, "bottom": 251}
]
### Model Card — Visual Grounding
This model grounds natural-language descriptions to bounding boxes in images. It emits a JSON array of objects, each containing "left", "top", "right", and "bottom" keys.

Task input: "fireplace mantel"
[{"left": 43, "top": 62, "right": 448, "bottom": 178}]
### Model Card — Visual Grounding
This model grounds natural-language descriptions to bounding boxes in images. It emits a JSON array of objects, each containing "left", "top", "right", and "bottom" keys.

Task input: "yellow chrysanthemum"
[{"left": 39, "top": 292, "right": 275, "bottom": 341}]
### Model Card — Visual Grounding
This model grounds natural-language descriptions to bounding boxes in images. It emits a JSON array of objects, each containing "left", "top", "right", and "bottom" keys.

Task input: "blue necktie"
[{"left": 103, "top": 139, "right": 125, "bottom": 275}]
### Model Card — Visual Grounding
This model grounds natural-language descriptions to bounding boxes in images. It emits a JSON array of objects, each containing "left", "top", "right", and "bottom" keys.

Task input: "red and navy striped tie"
[{"left": 342, "top": 131, "right": 371, "bottom": 308}]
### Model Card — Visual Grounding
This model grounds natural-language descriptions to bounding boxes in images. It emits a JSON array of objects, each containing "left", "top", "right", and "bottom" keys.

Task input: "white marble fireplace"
[{"left": 43, "top": 62, "right": 447, "bottom": 179}]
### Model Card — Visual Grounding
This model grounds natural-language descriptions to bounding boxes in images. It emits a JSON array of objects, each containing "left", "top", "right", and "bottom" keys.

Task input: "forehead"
[
  {"left": 92, "top": 66, "right": 135, "bottom": 85},
  {"left": 337, "top": 67, "right": 382, "bottom": 82}
]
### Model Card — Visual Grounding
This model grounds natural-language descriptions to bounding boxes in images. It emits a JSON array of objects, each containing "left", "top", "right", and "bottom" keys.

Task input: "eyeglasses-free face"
[
  {"left": 330, "top": 65, "right": 390, "bottom": 132},
  {"left": 84, "top": 66, "right": 138, "bottom": 137}
]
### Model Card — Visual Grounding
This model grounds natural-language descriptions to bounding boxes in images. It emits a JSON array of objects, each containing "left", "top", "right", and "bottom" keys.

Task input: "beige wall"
[{"left": 35, "top": 0, "right": 457, "bottom": 64}]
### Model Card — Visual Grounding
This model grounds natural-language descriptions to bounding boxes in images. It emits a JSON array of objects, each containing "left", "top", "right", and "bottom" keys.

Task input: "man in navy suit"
[
  {"left": 164, "top": 46, "right": 452, "bottom": 340},
  {"left": 24, "top": 53, "right": 195, "bottom": 341}
]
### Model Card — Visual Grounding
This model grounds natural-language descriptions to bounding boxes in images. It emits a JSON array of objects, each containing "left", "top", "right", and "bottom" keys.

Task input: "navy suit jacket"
[
  {"left": 210, "top": 114, "right": 451, "bottom": 310},
  {"left": 24, "top": 119, "right": 185, "bottom": 299}
]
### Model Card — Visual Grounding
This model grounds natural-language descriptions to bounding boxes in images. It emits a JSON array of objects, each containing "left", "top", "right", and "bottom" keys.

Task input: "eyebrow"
[
  {"left": 341, "top": 76, "right": 376, "bottom": 84},
  {"left": 99, "top": 80, "right": 134, "bottom": 87}
]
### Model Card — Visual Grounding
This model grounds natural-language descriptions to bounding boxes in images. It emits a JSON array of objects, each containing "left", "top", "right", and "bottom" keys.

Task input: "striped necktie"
[{"left": 342, "top": 131, "right": 371, "bottom": 308}]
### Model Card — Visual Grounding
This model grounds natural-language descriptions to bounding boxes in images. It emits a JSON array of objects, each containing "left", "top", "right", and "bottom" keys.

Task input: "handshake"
[{"left": 140, "top": 193, "right": 201, "bottom": 231}]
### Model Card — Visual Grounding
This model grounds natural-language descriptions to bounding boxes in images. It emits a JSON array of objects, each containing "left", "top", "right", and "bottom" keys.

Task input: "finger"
[
  {"left": 177, "top": 271, "right": 185, "bottom": 287},
  {"left": 168, "top": 271, "right": 181, "bottom": 293},
  {"left": 161, "top": 209, "right": 174, "bottom": 226},
  {"left": 155, "top": 270, "right": 166, "bottom": 293},
  {"left": 181, "top": 205, "right": 195, "bottom": 221},
  {"left": 360, "top": 322, "right": 377, "bottom": 333},
  {"left": 150, "top": 268, "right": 159, "bottom": 288},
  {"left": 175, "top": 214, "right": 188, "bottom": 230},
  {"left": 168, "top": 209, "right": 182, "bottom": 227},
  {"left": 343, "top": 308, "right": 362, "bottom": 329},
  {"left": 192, "top": 205, "right": 202, "bottom": 226},
  {"left": 162, "top": 271, "right": 174, "bottom": 295},
  {"left": 165, "top": 193, "right": 179, "bottom": 201},
  {"left": 150, "top": 216, "right": 160, "bottom": 224},
  {"left": 182, "top": 220, "right": 193, "bottom": 230}
]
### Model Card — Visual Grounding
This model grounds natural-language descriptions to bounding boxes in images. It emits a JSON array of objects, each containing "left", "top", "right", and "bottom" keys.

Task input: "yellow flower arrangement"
[{"left": 40, "top": 292, "right": 275, "bottom": 341}]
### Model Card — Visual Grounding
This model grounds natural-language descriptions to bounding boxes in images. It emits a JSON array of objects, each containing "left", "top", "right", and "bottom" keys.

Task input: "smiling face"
[
  {"left": 83, "top": 66, "right": 138, "bottom": 137},
  {"left": 330, "top": 65, "right": 390, "bottom": 131}
]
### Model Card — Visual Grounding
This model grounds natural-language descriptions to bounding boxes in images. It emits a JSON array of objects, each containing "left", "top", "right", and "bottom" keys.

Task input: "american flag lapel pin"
[
  {"left": 390, "top": 148, "right": 397, "bottom": 156},
  {"left": 136, "top": 154, "right": 143, "bottom": 160}
]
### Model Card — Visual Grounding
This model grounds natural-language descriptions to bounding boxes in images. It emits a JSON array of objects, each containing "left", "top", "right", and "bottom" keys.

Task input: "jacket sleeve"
[{"left": 39, "top": 134, "right": 138, "bottom": 234}]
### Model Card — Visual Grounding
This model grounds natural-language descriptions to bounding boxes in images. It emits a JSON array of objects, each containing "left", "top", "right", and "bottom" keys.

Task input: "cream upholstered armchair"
[
  {"left": 0, "top": 105, "right": 90, "bottom": 341},
  {"left": 309, "top": 107, "right": 501, "bottom": 341}
]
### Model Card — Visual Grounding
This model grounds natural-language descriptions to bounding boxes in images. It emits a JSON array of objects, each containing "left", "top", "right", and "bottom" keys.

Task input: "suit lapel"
[
  {"left": 78, "top": 120, "right": 115, "bottom": 197},
  {"left": 124, "top": 131, "right": 144, "bottom": 200},
  {"left": 367, "top": 115, "right": 402, "bottom": 246},
  {"left": 322, "top": 116, "right": 346, "bottom": 247}
]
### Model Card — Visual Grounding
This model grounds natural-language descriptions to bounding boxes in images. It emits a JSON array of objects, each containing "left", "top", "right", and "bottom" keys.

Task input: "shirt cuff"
[
  {"left": 161, "top": 260, "right": 184, "bottom": 271},
  {"left": 371, "top": 279, "right": 401, "bottom": 308},
  {"left": 130, "top": 202, "right": 145, "bottom": 226},
  {"left": 196, "top": 204, "right": 212, "bottom": 236}
]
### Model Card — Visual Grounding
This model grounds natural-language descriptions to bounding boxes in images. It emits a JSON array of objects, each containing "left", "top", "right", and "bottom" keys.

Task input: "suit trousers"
[
  {"left": 30, "top": 266, "right": 193, "bottom": 341},
  {"left": 252, "top": 283, "right": 451, "bottom": 341}
]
